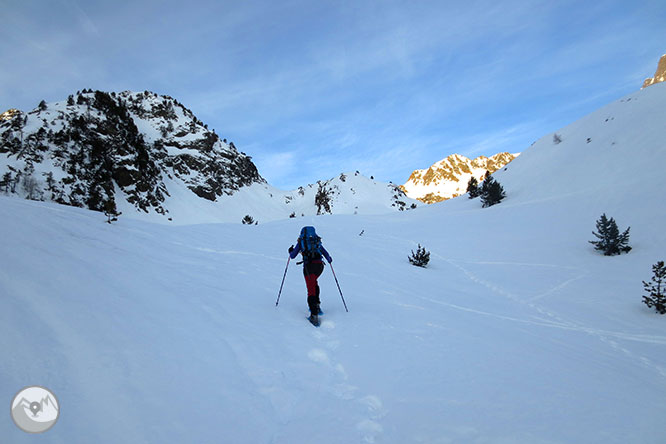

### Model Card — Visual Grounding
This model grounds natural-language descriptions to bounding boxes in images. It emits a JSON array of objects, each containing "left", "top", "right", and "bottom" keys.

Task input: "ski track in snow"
[
  {"left": 308, "top": 321, "right": 387, "bottom": 443},
  {"left": 367, "top": 229, "right": 666, "bottom": 380},
  {"left": 168, "top": 241, "right": 285, "bottom": 262},
  {"left": 431, "top": 252, "right": 666, "bottom": 380}
]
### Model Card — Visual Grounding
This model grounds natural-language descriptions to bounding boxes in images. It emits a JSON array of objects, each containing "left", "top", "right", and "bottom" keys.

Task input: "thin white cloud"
[{"left": 2, "top": 0, "right": 664, "bottom": 190}]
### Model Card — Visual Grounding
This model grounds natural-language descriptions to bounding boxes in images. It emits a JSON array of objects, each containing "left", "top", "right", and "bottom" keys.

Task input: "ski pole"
[
  {"left": 329, "top": 263, "right": 348, "bottom": 312},
  {"left": 275, "top": 256, "right": 290, "bottom": 307}
]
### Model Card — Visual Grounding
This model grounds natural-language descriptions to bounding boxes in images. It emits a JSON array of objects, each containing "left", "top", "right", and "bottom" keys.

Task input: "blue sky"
[{"left": 2, "top": 0, "right": 665, "bottom": 189}]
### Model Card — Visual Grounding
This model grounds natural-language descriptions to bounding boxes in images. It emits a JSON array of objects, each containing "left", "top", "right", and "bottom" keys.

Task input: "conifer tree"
[
  {"left": 103, "top": 198, "right": 121, "bottom": 224},
  {"left": 1, "top": 172, "right": 11, "bottom": 193},
  {"left": 589, "top": 213, "right": 631, "bottom": 256},
  {"left": 44, "top": 172, "right": 57, "bottom": 199},
  {"left": 315, "top": 182, "right": 332, "bottom": 215},
  {"left": 642, "top": 261, "right": 666, "bottom": 314},
  {"left": 480, "top": 176, "right": 506, "bottom": 207},
  {"left": 479, "top": 170, "right": 492, "bottom": 195},
  {"left": 408, "top": 244, "right": 430, "bottom": 268},
  {"left": 466, "top": 176, "right": 479, "bottom": 199}
]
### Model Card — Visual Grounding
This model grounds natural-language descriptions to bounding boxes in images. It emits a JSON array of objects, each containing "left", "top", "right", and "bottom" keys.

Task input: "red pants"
[{"left": 303, "top": 261, "right": 324, "bottom": 313}]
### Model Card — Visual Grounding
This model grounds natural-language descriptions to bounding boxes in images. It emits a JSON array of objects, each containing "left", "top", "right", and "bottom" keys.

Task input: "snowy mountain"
[
  {"left": 2, "top": 83, "right": 666, "bottom": 443},
  {"left": 642, "top": 54, "right": 666, "bottom": 88},
  {"left": 401, "top": 152, "right": 518, "bottom": 203},
  {"left": 0, "top": 90, "right": 417, "bottom": 224}
]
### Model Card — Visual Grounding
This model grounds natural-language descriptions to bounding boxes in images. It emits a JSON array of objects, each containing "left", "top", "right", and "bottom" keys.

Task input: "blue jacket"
[{"left": 290, "top": 242, "right": 332, "bottom": 263}]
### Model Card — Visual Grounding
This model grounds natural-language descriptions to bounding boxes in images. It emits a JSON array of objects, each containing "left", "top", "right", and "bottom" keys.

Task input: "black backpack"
[{"left": 299, "top": 226, "right": 322, "bottom": 260}]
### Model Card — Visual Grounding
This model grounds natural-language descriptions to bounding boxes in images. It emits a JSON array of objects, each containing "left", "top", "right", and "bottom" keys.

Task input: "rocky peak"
[
  {"left": 642, "top": 54, "right": 666, "bottom": 89},
  {"left": 401, "top": 152, "right": 518, "bottom": 203},
  {"left": 0, "top": 109, "right": 22, "bottom": 121},
  {"left": 0, "top": 90, "right": 263, "bottom": 217}
]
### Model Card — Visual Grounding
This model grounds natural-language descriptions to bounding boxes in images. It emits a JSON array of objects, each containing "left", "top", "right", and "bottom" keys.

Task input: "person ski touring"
[{"left": 288, "top": 226, "right": 332, "bottom": 326}]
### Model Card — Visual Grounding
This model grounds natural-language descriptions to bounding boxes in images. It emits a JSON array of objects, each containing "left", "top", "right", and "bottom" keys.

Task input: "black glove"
[{"left": 288, "top": 245, "right": 294, "bottom": 254}]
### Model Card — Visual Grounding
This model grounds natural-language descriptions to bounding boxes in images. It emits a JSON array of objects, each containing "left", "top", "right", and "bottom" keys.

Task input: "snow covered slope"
[
  {"left": 0, "top": 91, "right": 418, "bottom": 224},
  {"left": 1, "top": 83, "right": 666, "bottom": 444},
  {"left": 138, "top": 172, "right": 420, "bottom": 225},
  {"left": 401, "top": 152, "right": 518, "bottom": 203}
]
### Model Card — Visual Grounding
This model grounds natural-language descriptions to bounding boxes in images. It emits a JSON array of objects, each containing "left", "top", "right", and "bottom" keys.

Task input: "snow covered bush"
[
  {"left": 589, "top": 213, "right": 631, "bottom": 256},
  {"left": 642, "top": 261, "right": 666, "bottom": 314},
  {"left": 408, "top": 244, "right": 430, "bottom": 268},
  {"left": 22, "top": 174, "right": 42, "bottom": 201},
  {"left": 241, "top": 215, "right": 255, "bottom": 225}
]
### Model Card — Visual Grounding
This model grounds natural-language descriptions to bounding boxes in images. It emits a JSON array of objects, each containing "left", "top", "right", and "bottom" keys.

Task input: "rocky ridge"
[
  {"left": 401, "top": 152, "right": 518, "bottom": 203},
  {"left": 0, "top": 90, "right": 262, "bottom": 217},
  {"left": 0, "top": 90, "right": 417, "bottom": 223}
]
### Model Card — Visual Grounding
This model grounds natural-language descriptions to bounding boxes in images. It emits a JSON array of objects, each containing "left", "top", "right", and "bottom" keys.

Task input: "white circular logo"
[{"left": 10, "top": 386, "right": 60, "bottom": 433}]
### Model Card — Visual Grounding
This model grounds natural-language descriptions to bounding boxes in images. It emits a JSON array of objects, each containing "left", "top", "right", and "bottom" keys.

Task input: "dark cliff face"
[{"left": 0, "top": 90, "right": 264, "bottom": 217}]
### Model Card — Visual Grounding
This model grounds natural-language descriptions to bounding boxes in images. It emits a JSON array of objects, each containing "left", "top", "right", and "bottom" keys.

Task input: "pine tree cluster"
[{"left": 466, "top": 171, "right": 506, "bottom": 207}]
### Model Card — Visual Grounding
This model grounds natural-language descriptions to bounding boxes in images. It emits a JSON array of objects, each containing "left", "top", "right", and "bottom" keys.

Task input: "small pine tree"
[
  {"left": 479, "top": 170, "right": 491, "bottom": 194},
  {"left": 642, "top": 261, "right": 666, "bottom": 314},
  {"left": 315, "top": 182, "right": 332, "bottom": 215},
  {"left": 44, "top": 172, "right": 57, "bottom": 199},
  {"left": 466, "top": 176, "right": 480, "bottom": 199},
  {"left": 480, "top": 177, "right": 506, "bottom": 207},
  {"left": 589, "top": 213, "right": 631, "bottom": 256},
  {"left": 38, "top": 100, "right": 47, "bottom": 111},
  {"left": 242, "top": 214, "right": 255, "bottom": 224},
  {"left": 408, "top": 244, "right": 430, "bottom": 268},
  {"left": 22, "top": 175, "right": 41, "bottom": 201},
  {"left": 11, "top": 171, "right": 22, "bottom": 193},
  {"left": 103, "top": 198, "right": 121, "bottom": 224},
  {"left": 1, "top": 172, "right": 11, "bottom": 193}
]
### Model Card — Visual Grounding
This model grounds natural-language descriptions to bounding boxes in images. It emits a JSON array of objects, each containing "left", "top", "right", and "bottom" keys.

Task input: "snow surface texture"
[
  {"left": 143, "top": 172, "right": 420, "bottom": 226},
  {"left": 1, "top": 83, "right": 666, "bottom": 443}
]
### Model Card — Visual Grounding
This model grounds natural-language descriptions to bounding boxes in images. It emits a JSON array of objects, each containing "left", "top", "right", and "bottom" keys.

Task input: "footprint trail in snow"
[{"left": 308, "top": 320, "right": 387, "bottom": 443}]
